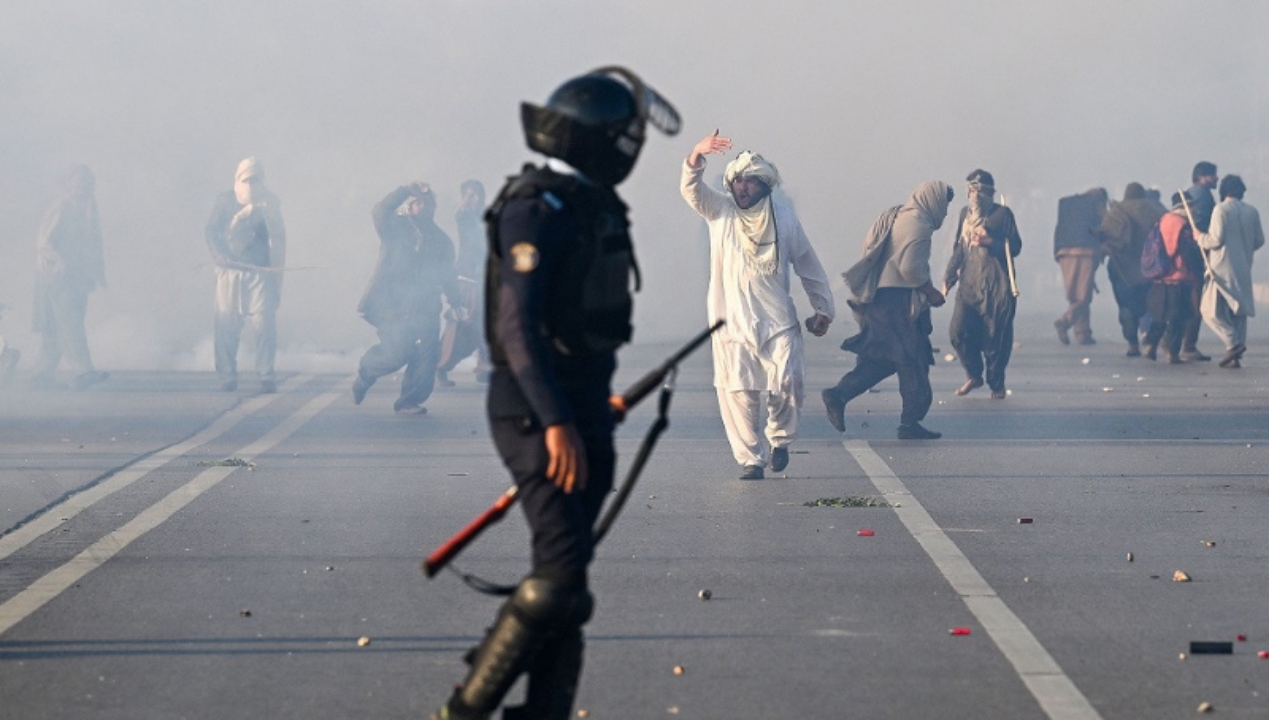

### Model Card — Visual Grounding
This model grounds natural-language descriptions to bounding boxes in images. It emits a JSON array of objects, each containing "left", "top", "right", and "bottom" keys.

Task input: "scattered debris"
[
  {"left": 357, "top": 636, "right": 371, "bottom": 647},
  {"left": 1173, "top": 570, "right": 1192, "bottom": 582},
  {"left": 857, "top": 529, "right": 875, "bottom": 537},
  {"left": 577, "top": 710, "right": 590, "bottom": 718},
  {"left": 943, "top": 353, "right": 955, "bottom": 362},
  {"left": 1081, "top": 358, "right": 1091, "bottom": 365},
  {"left": 447, "top": 473, "right": 468, "bottom": 477},
  {"left": 667, "top": 707, "right": 680, "bottom": 715},
  {"left": 949, "top": 627, "right": 971, "bottom": 636},
  {"left": 198, "top": 457, "right": 255, "bottom": 468},
  {"left": 673, "top": 665, "right": 685, "bottom": 675},
  {"left": 1189, "top": 641, "right": 1232, "bottom": 654},
  {"left": 1142, "top": 393, "right": 1150, "bottom": 398},
  {"left": 803, "top": 496, "right": 888, "bottom": 508},
  {"left": 1258, "top": 651, "right": 1268, "bottom": 659},
  {"left": 1023, "top": 577, "right": 1031, "bottom": 583},
  {"left": 325, "top": 566, "right": 334, "bottom": 571},
  {"left": 1017, "top": 517, "right": 1033, "bottom": 524},
  {"left": 1126, "top": 552, "right": 1134, "bottom": 562},
  {"left": 1198, "top": 701, "right": 1213, "bottom": 713},
  {"left": 697, "top": 589, "right": 712, "bottom": 601},
  {"left": 239, "top": 609, "right": 252, "bottom": 618},
  {"left": 1136, "top": 376, "right": 1145, "bottom": 382},
  {"left": 1237, "top": 634, "right": 1247, "bottom": 642},
  {"left": 1201, "top": 541, "right": 1216, "bottom": 548},
  {"left": 1179, "top": 652, "right": 1187, "bottom": 660},
  {"left": 1102, "top": 387, "right": 1114, "bottom": 393}
]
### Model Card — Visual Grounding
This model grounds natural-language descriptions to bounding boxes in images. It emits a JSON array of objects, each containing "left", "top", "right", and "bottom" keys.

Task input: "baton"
[{"left": 421, "top": 320, "right": 724, "bottom": 578}]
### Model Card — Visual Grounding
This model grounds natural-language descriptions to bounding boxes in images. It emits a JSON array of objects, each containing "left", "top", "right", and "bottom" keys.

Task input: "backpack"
[{"left": 1140, "top": 220, "right": 1169, "bottom": 281}]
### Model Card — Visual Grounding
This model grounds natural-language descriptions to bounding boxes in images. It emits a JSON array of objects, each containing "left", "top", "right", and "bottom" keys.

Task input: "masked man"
[
  {"left": 430, "top": 66, "right": 680, "bottom": 720},
  {"left": 826, "top": 182, "right": 950, "bottom": 440},
  {"left": 681, "top": 133, "right": 834, "bottom": 480},
  {"left": 353, "top": 182, "right": 459, "bottom": 413},
  {"left": 1179, "top": 161, "right": 1221, "bottom": 361},
  {"left": 1196, "top": 175, "right": 1265, "bottom": 368},
  {"left": 31, "top": 165, "right": 109, "bottom": 390},
  {"left": 205, "top": 157, "right": 286, "bottom": 393},
  {"left": 942, "top": 170, "right": 1022, "bottom": 398}
]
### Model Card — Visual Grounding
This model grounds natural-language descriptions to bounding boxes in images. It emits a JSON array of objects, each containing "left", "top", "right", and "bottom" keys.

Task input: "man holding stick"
[
  {"left": 941, "top": 169, "right": 1022, "bottom": 399},
  {"left": 429, "top": 67, "right": 679, "bottom": 720}
]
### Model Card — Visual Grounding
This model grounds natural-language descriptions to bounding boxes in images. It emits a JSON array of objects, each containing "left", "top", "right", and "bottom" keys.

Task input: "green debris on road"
[{"left": 803, "top": 496, "right": 889, "bottom": 508}]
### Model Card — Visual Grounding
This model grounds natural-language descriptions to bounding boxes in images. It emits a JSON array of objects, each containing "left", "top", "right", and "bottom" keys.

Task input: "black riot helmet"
[{"left": 521, "top": 66, "right": 681, "bottom": 186}]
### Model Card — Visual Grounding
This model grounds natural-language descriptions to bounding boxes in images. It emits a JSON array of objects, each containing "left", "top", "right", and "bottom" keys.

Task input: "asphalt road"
[{"left": 2, "top": 309, "right": 1268, "bottom": 719}]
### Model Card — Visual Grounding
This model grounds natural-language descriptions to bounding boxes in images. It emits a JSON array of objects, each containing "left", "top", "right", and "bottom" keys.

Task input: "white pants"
[
  {"left": 214, "top": 268, "right": 278, "bottom": 383},
  {"left": 715, "top": 330, "right": 803, "bottom": 467}
]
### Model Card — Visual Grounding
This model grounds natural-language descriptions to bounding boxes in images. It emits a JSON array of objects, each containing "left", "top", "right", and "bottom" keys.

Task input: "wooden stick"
[{"left": 1000, "top": 193, "right": 1020, "bottom": 297}]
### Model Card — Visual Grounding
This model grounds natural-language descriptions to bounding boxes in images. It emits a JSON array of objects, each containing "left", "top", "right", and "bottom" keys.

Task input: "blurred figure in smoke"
[
  {"left": 681, "top": 133, "right": 834, "bottom": 480},
  {"left": 942, "top": 169, "right": 1022, "bottom": 398},
  {"left": 1143, "top": 191, "right": 1204, "bottom": 363},
  {"left": 1098, "top": 182, "right": 1165, "bottom": 356},
  {"left": 436, "top": 179, "right": 492, "bottom": 386},
  {"left": 205, "top": 157, "right": 286, "bottom": 393},
  {"left": 1052, "top": 187, "right": 1108, "bottom": 346},
  {"left": 352, "top": 182, "right": 459, "bottom": 414},
  {"left": 31, "top": 164, "right": 108, "bottom": 391},
  {"left": 0, "top": 303, "right": 20, "bottom": 387},
  {"left": 1196, "top": 175, "right": 1265, "bottom": 368},
  {"left": 828, "top": 182, "right": 950, "bottom": 440},
  {"left": 1179, "top": 161, "right": 1221, "bottom": 362}
]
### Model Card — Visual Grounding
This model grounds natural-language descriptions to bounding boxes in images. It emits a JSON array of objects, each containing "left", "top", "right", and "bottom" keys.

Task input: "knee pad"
[{"left": 510, "top": 576, "right": 594, "bottom": 630}]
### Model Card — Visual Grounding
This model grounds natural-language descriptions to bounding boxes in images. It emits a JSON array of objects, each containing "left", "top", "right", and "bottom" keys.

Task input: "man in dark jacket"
[
  {"left": 1179, "top": 161, "right": 1220, "bottom": 361},
  {"left": 1098, "top": 183, "right": 1166, "bottom": 356},
  {"left": 1053, "top": 188, "right": 1108, "bottom": 345},
  {"left": 436, "top": 179, "right": 491, "bottom": 386},
  {"left": 352, "top": 182, "right": 459, "bottom": 413}
]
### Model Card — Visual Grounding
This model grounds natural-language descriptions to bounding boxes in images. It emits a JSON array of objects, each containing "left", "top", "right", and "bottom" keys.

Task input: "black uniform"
[
  {"left": 943, "top": 204, "right": 1022, "bottom": 394},
  {"left": 445, "top": 165, "right": 635, "bottom": 720}
]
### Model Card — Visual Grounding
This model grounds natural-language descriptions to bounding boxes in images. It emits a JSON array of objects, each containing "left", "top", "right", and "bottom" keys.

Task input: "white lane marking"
[
  {"left": 844, "top": 440, "right": 1102, "bottom": 720},
  {"left": 0, "top": 376, "right": 314, "bottom": 563},
  {"left": 0, "top": 387, "right": 344, "bottom": 637}
]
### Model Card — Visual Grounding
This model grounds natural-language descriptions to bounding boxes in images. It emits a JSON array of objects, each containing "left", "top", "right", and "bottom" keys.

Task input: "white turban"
[{"left": 723, "top": 151, "right": 781, "bottom": 190}]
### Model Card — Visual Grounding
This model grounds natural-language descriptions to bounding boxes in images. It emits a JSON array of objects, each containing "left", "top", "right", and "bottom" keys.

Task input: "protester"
[
  {"left": 1143, "top": 192, "right": 1204, "bottom": 363},
  {"left": 436, "top": 179, "right": 491, "bottom": 386},
  {"left": 205, "top": 157, "right": 286, "bottom": 393},
  {"left": 826, "top": 181, "right": 950, "bottom": 440},
  {"left": 1052, "top": 188, "right": 1108, "bottom": 345},
  {"left": 353, "top": 182, "right": 459, "bottom": 413},
  {"left": 31, "top": 165, "right": 109, "bottom": 390},
  {"left": 1098, "top": 182, "right": 1166, "bottom": 356},
  {"left": 1179, "top": 161, "right": 1220, "bottom": 361},
  {"left": 680, "top": 134, "right": 833, "bottom": 480},
  {"left": 1196, "top": 174, "right": 1264, "bottom": 368},
  {"left": 942, "top": 169, "right": 1021, "bottom": 398}
]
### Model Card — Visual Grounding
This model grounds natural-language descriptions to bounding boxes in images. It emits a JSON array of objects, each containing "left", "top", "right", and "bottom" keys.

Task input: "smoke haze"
[{"left": 2, "top": 0, "right": 1266, "bottom": 369}]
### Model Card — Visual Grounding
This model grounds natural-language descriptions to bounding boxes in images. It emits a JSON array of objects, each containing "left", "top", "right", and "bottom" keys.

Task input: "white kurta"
[
  {"left": 680, "top": 160, "right": 834, "bottom": 390},
  {"left": 681, "top": 159, "right": 834, "bottom": 468}
]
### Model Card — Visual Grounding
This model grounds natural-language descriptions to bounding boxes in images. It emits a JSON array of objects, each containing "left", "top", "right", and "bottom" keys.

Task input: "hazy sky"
[{"left": 2, "top": 0, "right": 1266, "bottom": 369}]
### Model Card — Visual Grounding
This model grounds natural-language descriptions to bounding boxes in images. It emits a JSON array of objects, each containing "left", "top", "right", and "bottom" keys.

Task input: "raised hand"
[{"left": 688, "top": 129, "right": 732, "bottom": 166}]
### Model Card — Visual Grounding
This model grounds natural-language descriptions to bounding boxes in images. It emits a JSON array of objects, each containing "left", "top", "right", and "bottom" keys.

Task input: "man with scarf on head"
[
  {"left": 352, "top": 182, "right": 460, "bottom": 413},
  {"left": 1143, "top": 191, "right": 1205, "bottom": 363},
  {"left": 826, "top": 182, "right": 950, "bottom": 440},
  {"left": 1178, "top": 161, "right": 1221, "bottom": 362},
  {"left": 31, "top": 164, "right": 109, "bottom": 390},
  {"left": 1098, "top": 182, "right": 1166, "bottom": 356},
  {"left": 681, "top": 131, "right": 834, "bottom": 480},
  {"left": 205, "top": 157, "right": 286, "bottom": 393},
  {"left": 942, "top": 170, "right": 1022, "bottom": 398}
]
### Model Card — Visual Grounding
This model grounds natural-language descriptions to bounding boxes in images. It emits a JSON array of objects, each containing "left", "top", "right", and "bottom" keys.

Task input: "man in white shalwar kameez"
[
  {"left": 1196, "top": 174, "right": 1265, "bottom": 368},
  {"left": 681, "top": 131, "right": 834, "bottom": 480}
]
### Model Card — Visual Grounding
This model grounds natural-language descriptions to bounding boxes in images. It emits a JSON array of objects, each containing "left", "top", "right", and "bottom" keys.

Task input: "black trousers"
[
  {"left": 357, "top": 315, "right": 440, "bottom": 407},
  {"left": 1145, "top": 283, "right": 1193, "bottom": 358},
  {"left": 949, "top": 297, "right": 1015, "bottom": 393},
  {"left": 490, "top": 417, "right": 615, "bottom": 584},
  {"left": 1107, "top": 265, "right": 1149, "bottom": 346},
  {"left": 830, "top": 355, "right": 932, "bottom": 427}
]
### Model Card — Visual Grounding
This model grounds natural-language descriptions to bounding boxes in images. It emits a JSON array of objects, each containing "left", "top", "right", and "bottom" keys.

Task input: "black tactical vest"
[{"left": 484, "top": 165, "right": 639, "bottom": 362}]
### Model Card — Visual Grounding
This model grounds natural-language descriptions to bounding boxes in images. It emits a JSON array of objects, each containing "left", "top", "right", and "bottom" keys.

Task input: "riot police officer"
[{"left": 430, "top": 67, "right": 679, "bottom": 720}]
